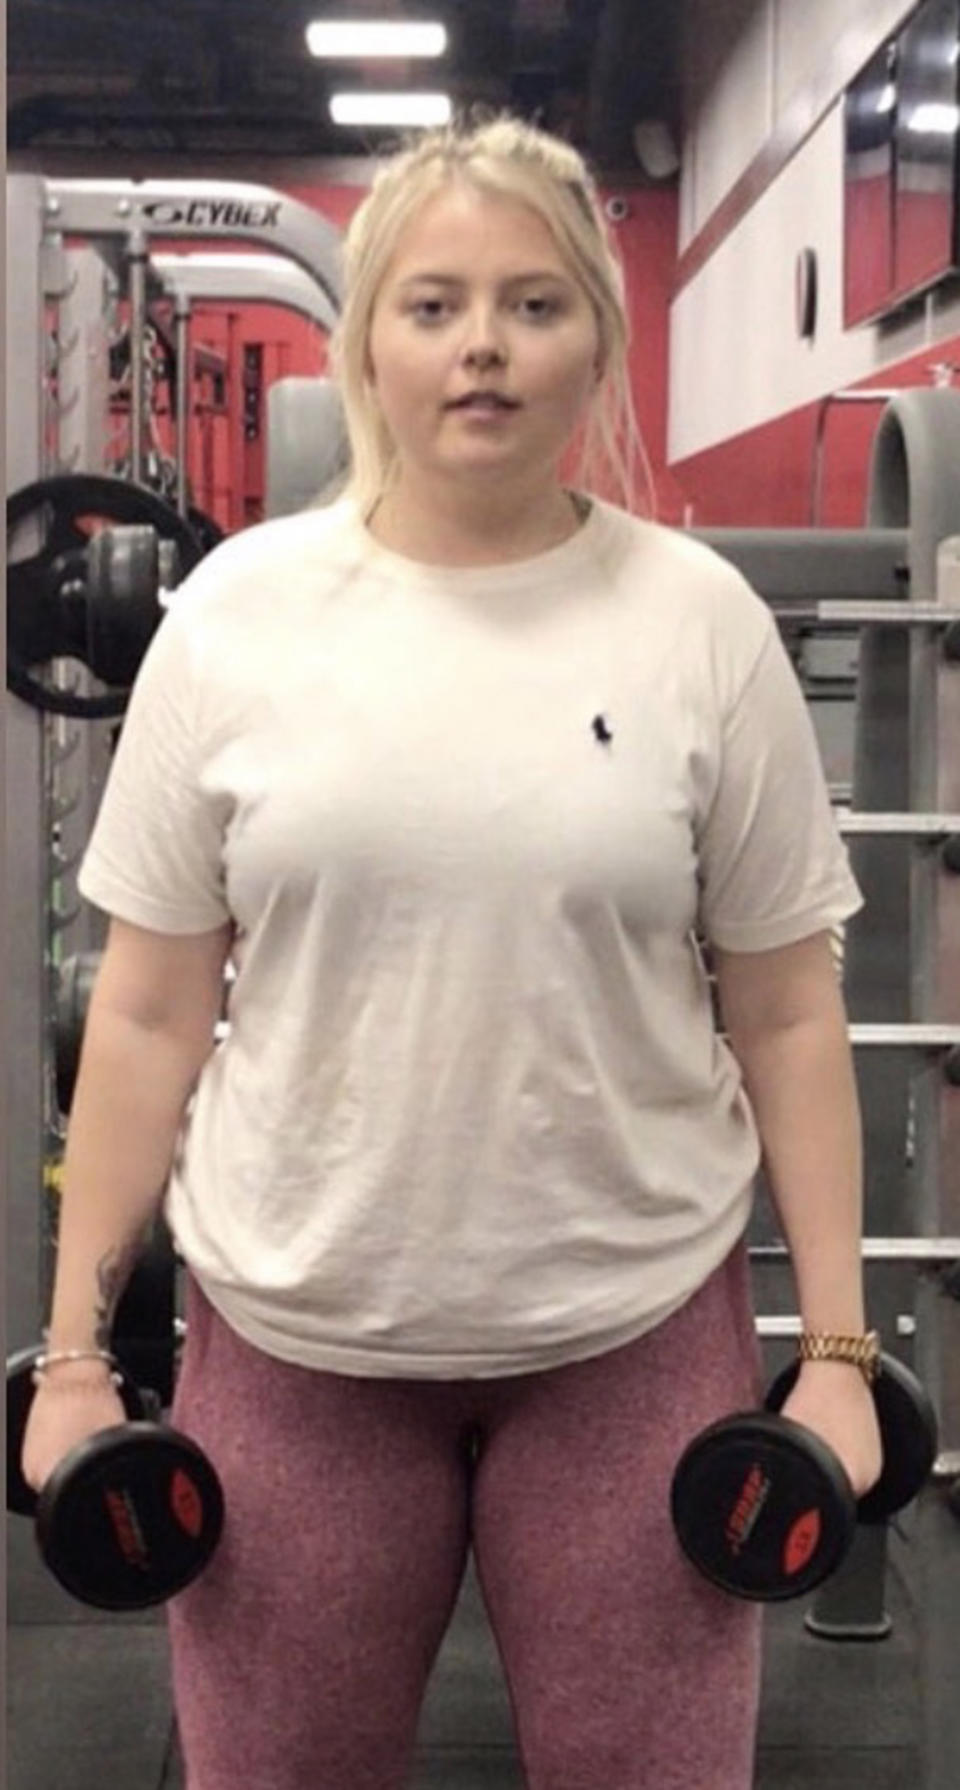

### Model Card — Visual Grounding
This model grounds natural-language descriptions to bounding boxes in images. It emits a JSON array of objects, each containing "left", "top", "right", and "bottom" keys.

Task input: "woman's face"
[{"left": 366, "top": 183, "right": 602, "bottom": 490}]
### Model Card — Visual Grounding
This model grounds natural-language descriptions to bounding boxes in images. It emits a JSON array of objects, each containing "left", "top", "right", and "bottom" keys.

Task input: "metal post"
[
  {"left": 811, "top": 389, "right": 900, "bottom": 528},
  {"left": 126, "top": 226, "right": 148, "bottom": 485},
  {"left": 5, "top": 176, "right": 49, "bottom": 1357},
  {"left": 174, "top": 292, "right": 191, "bottom": 518},
  {"left": 914, "top": 532, "right": 960, "bottom": 1790}
]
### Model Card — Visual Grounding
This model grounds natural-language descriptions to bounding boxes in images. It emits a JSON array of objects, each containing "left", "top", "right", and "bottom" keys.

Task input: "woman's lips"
[{"left": 446, "top": 393, "right": 520, "bottom": 409}]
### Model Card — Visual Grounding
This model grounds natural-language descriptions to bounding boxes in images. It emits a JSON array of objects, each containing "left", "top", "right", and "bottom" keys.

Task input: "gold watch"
[{"left": 797, "top": 1329, "right": 882, "bottom": 1385}]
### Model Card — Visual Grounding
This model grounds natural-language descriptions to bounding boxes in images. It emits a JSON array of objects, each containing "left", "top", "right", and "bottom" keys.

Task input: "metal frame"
[
  {"left": 6, "top": 172, "right": 346, "bottom": 1347},
  {"left": 150, "top": 252, "right": 338, "bottom": 515},
  {"left": 697, "top": 389, "right": 960, "bottom": 1787},
  {"left": 42, "top": 180, "right": 343, "bottom": 312}
]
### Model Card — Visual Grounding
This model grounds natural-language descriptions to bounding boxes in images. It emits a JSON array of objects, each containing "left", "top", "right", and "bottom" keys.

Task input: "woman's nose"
[
  {"left": 459, "top": 308, "right": 508, "bottom": 367},
  {"left": 462, "top": 341, "right": 507, "bottom": 368}
]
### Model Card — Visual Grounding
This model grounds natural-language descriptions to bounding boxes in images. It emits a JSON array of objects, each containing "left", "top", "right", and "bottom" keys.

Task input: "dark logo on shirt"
[{"left": 592, "top": 714, "right": 613, "bottom": 747}]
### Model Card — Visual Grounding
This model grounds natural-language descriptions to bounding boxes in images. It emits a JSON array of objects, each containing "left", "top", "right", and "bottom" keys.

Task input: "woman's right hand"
[{"left": 21, "top": 1376, "right": 129, "bottom": 1496}]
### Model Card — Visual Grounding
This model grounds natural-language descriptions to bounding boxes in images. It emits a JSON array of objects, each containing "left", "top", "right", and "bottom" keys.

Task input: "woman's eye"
[
  {"left": 406, "top": 295, "right": 560, "bottom": 323},
  {"left": 519, "top": 296, "right": 558, "bottom": 320},
  {"left": 410, "top": 299, "right": 450, "bottom": 323}
]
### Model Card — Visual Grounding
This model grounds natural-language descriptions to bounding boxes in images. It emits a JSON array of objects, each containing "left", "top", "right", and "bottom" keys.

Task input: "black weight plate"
[
  {"left": 7, "top": 475, "right": 205, "bottom": 566},
  {"left": 858, "top": 1354, "right": 939, "bottom": 1523},
  {"left": 36, "top": 1423, "right": 224, "bottom": 1611},
  {"left": 671, "top": 1412, "right": 857, "bottom": 1602},
  {"left": 7, "top": 474, "right": 206, "bottom": 718},
  {"left": 765, "top": 1352, "right": 939, "bottom": 1523},
  {"left": 5, "top": 1348, "right": 145, "bottom": 1519}
]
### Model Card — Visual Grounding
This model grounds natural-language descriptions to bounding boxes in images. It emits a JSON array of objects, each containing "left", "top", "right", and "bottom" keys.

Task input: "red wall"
[{"left": 670, "top": 336, "right": 960, "bottom": 529}]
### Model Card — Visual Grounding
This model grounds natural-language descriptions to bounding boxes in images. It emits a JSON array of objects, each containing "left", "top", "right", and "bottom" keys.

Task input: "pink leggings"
[{"left": 168, "top": 1241, "right": 764, "bottom": 1790}]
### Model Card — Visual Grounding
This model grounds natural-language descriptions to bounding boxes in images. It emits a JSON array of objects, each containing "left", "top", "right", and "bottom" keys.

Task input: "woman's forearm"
[
  {"left": 732, "top": 1009, "right": 866, "bottom": 1334},
  {"left": 46, "top": 1006, "right": 206, "bottom": 1353}
]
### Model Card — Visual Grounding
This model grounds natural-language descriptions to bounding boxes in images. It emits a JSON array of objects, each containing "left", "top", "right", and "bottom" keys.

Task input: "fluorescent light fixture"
[
  {"left": 306, "top": 21, "right": 447, "bottom": 58},
  {"left": 875, "top": 81, "right": 896, "bottom": 114},
  {"left": 905, "top": 101, "right": 960, "bottom": 134},
  {"left": 330, "top": 91, "right": 452, "bottom": 126}
]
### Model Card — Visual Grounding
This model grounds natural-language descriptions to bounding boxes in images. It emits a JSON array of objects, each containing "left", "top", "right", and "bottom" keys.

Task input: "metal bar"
[
  {"left": 174, "top": 295, "right": 190, "bottom": 521},
  {"left": 126, "top": 228, "right": 147, "bottom": 484},
  {"left": 720, "top": 1024, "right": 960, "bottom": 1047},
  {"left": 847, "top": 1023, "right": 960, "bottom": 1046},
  {"left": 812, "top": 389, "right": 901, "bottom": 527},
  {"left": 690, "top": 527, "right": 908, "bottom": 603},
  {"left": 817, "top": 602, "right": 960, "bottom": 624},
  {"left": 43, "top": 179, "right": 344, "bottom": 316},
  {"left": 804, "top": 1524, "right": 892, "bottom": 1641},
  {"left": 153, "top": 251, "right": 337, "bottom": 331},
  {"left": 750, "top": 1238, "right": 960, "bottom": 1262},
  {"left": 836, "top": 813, "right": 960, "bottom": 836}
]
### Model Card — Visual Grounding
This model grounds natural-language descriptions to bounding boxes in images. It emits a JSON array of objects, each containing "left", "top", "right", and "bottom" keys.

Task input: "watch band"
[{"left": 797, "top": 1329, "right": 882, "bottom": 1385}]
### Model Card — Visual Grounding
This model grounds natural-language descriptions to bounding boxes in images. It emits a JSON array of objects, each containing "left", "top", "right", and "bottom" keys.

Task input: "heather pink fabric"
[{"left": 168, "top": 1242, "right": 763, "bottom": 1789}]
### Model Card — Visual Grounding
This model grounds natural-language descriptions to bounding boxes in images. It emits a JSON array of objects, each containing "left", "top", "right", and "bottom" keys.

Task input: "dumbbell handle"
[{"left": 766, "top": 1351, "right": 938, "bottom": 1524}]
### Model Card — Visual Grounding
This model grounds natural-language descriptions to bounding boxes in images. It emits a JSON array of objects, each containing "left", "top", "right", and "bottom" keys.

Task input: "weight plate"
[
  {"left": 858, "top": 1354, "right": 939, "bottom": 1522},
  {"left": 7, "top": 474, "right": 205, "bottom": 717},
  {"left": 36, "top": 1422, "right": 224, "bottom": 1611},
  {"left": 766, "top": 1351, "right": 939, "bottom": 1522},
  {"left": 671, "top": 1411, "right": 856, "bottom": 1602}
]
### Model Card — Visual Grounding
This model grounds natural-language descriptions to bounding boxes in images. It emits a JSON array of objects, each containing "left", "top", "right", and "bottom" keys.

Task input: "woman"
[{"left": 24, "top": 117, "right": 881, "bottom": 1790}]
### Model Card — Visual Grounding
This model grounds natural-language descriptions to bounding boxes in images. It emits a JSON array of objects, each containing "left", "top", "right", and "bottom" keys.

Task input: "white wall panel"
[
  {"left": 687, "top": 5, "right": 772, "bottom": 229},
  {"left": 773, "top": 0, "right": 865, "bottom": 109},
  {"left": 680, "top": 0, "right": 922, "bottom": 247},
  {"left": 669, "top": 103, "right": 960, "bottom": 462}
]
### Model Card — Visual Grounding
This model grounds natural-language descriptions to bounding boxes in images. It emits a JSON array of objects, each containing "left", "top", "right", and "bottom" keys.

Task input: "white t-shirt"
[{"left": 78, "top": 495, "right": 862, "bottom": 1378}]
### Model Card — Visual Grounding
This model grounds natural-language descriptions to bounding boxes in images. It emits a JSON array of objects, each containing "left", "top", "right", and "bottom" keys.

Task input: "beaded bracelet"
[{"left": 32, "top": 1347, "right": 122, "bottom": 1391}]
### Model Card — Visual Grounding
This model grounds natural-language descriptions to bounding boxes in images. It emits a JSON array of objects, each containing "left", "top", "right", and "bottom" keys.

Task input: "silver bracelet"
[
  {"left": 33, "top": 1348, "right": 120, "bottom": 1390},
  {"left": 32, "top": 1369, "right": 124, "bottom": 1392},
  {"left": 35, "top": 1347, "right": 117, "bottom": 1371}
]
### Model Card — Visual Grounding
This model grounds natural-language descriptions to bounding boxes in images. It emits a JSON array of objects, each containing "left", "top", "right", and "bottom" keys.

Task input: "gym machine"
[
  {"left": 693, "top": 386, "right": 960, "bottom": 1790},
  {"left": 6, "top": 176, "right": 345, "bottom": 1393}
]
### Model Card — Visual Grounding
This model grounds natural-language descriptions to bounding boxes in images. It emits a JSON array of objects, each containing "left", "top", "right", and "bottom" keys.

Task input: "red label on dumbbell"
[
  {"left": 170, "top": 1469, "right": 204, "bottom": 1538},
  {"left": 104, "top": 1487, "right": 151, "bottom": 1571},
  {"left": 783, "top": 1507, "right": 821, "bottom": 1577},
  {"left": 724, "top": 1462, "right": 771, "bottom": 1556}
]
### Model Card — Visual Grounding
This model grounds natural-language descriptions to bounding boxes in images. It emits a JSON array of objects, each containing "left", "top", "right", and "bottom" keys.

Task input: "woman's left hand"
[{"left": 778, "top": 1361, "right": 884, "bottom": 1500}]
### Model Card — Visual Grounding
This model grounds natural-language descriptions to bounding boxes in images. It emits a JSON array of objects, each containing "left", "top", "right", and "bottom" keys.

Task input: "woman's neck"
[{"left": 366, "top": 479, "right": 586, "bottom": 567}]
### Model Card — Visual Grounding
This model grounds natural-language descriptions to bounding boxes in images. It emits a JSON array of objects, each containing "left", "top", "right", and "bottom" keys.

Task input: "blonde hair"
[{"left": 326, "top": 114, "right": 654, "bottom": 517}]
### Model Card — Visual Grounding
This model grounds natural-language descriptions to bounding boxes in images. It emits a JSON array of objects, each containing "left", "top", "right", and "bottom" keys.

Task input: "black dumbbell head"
[
  {"left": 765, "top": 1351, "right": 939, "bottom": 1523},
  {"left": 6, "top": 1347, "right": 146, "bottom": 1518},
  {"left": 36, "top": 1422, "right": 224, "bottom": 1611},
  {"left": 670, "top": 1410, "right": 857, "bottom": 1601}
]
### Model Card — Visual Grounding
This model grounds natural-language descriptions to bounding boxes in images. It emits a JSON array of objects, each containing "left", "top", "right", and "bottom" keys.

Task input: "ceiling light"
[
  {"left": 306, "top": 21, "right": 447, "bottom": 59},
  {"left": 329, "top": 92, "right": 452, "bottom": 126}
]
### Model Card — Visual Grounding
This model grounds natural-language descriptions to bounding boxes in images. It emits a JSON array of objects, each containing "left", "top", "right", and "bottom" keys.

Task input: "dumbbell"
[
  {"left": 6, "top": 1346, "right": 224, "bottom": 1611},
  {"left": 670, "top": 1351, "right": 938, "bottom": 1602}
]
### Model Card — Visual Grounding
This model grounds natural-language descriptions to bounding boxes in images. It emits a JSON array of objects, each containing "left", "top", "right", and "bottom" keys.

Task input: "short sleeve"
[
  {"left": 696, "top": 619, "right": 863, "bottom": 951},
  {"left": 77, "top": 606, "right": 232, "bottom": 934}
]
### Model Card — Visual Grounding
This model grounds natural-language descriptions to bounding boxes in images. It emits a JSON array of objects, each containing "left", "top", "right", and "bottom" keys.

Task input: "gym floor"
[{"left": 8, "top": 1507, "right": 922, "bottom": 1790}]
